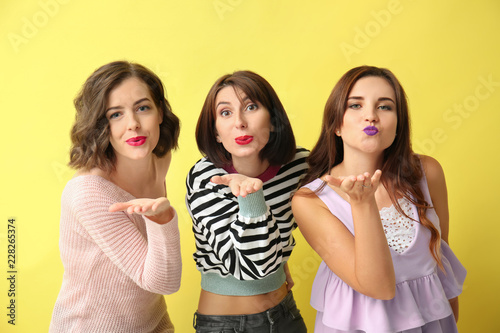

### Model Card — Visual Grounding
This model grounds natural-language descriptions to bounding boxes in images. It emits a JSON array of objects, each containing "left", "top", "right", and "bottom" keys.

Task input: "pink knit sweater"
[{"left": 50, "top": 175, "right": 182, "bottom": 333}]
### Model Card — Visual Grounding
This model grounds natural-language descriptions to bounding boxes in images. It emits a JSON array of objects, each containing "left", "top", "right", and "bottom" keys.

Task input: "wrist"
[
  {"left": 237, "top": 189, "right": 267, "bottom": 218},
  {"left": 146, "top": 206, "right": 175, "bottom": 224},
  {"left": 349, "top": 196, "right": 377, "bottom": 208}
]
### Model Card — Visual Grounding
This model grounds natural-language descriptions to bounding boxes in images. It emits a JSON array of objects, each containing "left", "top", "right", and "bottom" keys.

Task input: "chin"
[{"left": 117, "top": 150, "right": 152, "bottom": 162}]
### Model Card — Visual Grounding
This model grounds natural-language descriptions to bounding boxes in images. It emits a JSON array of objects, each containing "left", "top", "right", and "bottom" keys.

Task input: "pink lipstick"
[
  {"left": 363, "top": 126, "right": 379, "bottom": 136},
  {"left": 235, "top": 136, "right": 253, "bottom": 145},
  {"left": 126, "top": 136, "right": 147, "bottom": 146}
]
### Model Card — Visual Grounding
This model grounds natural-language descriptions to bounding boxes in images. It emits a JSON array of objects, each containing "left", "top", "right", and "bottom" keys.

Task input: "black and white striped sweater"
[{"left": 185, "top": 147, "right": 309, "bottom": 281}]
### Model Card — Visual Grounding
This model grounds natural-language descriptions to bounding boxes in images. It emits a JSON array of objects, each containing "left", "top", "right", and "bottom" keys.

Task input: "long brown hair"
[
  {"left": 69, "top": 61, "right": 180, "bottom": 172},
  {"left": 196, "top": 70, "right": 296, "bottom": 167},
  {"left": 301, "top": 66, "right": 442, "bottom": 268}
]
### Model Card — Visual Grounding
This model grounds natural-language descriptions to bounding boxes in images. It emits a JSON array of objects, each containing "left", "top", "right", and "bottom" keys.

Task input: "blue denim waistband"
[{"left": 193, "top": 291, "right": 298, "bottom": 330}]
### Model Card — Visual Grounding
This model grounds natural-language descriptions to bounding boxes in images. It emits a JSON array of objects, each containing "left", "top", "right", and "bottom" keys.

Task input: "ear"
[{"left": 216, "top": 135, "right": 222, "bottom": 143}]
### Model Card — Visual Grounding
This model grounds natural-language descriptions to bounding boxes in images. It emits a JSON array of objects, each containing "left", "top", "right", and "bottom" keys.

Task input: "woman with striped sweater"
[{"left": 186, "top": 70, "right": 308, "bottom": 332}]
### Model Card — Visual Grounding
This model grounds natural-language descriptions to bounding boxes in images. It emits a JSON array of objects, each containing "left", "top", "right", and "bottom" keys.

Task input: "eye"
[
  {"left": 138, "top": 105, "right": 150, "bottom": 112},
  {"left": 108, "top": 112, "right": 121, "bottom": 120},
  {"left": 378, "top": 105, "right": 392, "bottom": 111},
  {"left": 348, "top": 103, "right": 361, "bottom": 110},
  {"left": 245, "top": 103, "right": 258, "bottom": 111},
  {"left": 220, "top": 109, "right": 231, "bottom": 117}
]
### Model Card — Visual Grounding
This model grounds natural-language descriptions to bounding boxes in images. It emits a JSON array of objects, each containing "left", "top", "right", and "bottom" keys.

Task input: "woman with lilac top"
[{"left": 292, "top": 66, "right": 466, "bottom": 332}]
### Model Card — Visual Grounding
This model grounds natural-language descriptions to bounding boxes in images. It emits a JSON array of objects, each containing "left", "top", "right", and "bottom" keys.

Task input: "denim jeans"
[{"left": 193, "top": 291, "right": 307, "bottom": 333}]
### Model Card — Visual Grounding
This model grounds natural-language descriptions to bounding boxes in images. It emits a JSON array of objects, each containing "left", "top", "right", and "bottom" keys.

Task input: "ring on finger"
[{"left": 361, "top": 184, "right": 370, "bottom": 188}]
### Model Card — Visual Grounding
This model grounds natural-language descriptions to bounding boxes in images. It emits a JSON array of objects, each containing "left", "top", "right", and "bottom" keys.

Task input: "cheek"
[
  {"left": 108, "top": 124, "right": 119, "bottom": 142},
  {"left": 214, "top": 121, "right": 223, "bottom": 139},
  {"left": 258, "top": 119, "right": 272, "bottom": 141}
]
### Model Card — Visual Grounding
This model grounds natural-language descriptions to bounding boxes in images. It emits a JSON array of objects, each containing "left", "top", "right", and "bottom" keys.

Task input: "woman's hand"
[
  {"left": 211, "top": 174, "right": 263, "bottom": 197},
  {"left": 324, "top": 170, "right": 382, "bottom": 202},
  {"left": 109, "top": 197, "right": 174, "bottom": 224}
]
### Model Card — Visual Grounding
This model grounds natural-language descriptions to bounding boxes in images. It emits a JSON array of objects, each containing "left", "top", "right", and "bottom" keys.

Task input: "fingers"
[
  {"left": 109, "top": 198, "right": 170, "bottom": 216},
  {"left": 211, "top": 174, "right": 263, "bottom": 197},
  {"left": 108, "top": 202, "right": 131, "bottom": 212},
  {"left": 127, "top": 203, "right": 150, "bottom": 215},
  {"left": 358, "top": 172, "right": 371, "bottom": 189},
  {"left": 151, "top": 197, "right": 170, "bottom": 213},
  {"left": 327, "top": 170, "right": 383, "bottom": 198},
  {"left": 210, "top": 175, "right": 228, "bottom": 185},
  {"left": 371, "top": 169, "right": 382, "bottom": 186},
  {"left": 324, "top": 175, "right": 343, "bottom": 188},
  {"left": 338, "top": 175, "right": 358, "bottom": 191},
  {"left": 237, "top": 179, "right": 262, "bottom": 197}
]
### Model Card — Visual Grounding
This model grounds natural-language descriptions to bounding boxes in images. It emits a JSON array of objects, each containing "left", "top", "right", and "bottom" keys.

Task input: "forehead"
[
  {"left": 215, "top": 86, "right": 250, "bottom": 104},
  {"left": 349, "top": 76, "right": 395, "bottom": 99},
  {"left": 107, "top": 77, "right": 152, "bottom": 105}
]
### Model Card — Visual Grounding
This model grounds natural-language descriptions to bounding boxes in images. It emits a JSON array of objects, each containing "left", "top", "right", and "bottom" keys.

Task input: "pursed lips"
[
  {"left": 363, "top": 126, "right": 379, "bottom": 136},
  {"left": 235, "top": 135, "right": 253, "bottom": 145},
  {"left": 126, "top": 136, "right": 147, "bottom": 146}
]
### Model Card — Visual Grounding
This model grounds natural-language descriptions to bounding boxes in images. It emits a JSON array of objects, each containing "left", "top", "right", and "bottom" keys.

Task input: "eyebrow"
[
  {"left": 348, "top": 96, "right": 395, "bottom": 103},
  {"left": 106, "top": 98, "right": 152, "bottom": 112},
  {"left": 216, "top": 96, "right": 252, "bottom": 109}
]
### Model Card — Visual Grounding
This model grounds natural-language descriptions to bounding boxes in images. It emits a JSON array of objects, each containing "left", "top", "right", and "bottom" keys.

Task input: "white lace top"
[{"left": 380, "top": 197, "right": 417, "bottom": 254}]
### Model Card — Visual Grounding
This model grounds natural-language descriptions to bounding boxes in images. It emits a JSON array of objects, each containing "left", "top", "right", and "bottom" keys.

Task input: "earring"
[{"left": 336, "top": 130, "right": 340, "bottom": 135}]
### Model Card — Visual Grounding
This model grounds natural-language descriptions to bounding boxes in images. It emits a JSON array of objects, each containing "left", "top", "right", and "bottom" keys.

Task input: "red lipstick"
[
  {"left": 235, "top": 136, "right": 253, "bottom": 145},
  {"left": 126, "top": 136, "right": 147, "bottom": 146}
]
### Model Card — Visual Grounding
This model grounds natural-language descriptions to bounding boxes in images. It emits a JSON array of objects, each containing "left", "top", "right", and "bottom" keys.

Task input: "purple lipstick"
[{"left": 363, "top": 126, "right": 379, "bottom": 136}]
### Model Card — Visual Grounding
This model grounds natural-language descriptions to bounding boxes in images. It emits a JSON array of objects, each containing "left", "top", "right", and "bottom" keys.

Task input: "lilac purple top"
[{"left": 302, "top": 171, "right": 466, "bottom": 333}]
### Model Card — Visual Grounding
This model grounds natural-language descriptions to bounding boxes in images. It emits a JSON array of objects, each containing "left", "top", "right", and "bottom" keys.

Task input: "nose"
[
  {"left": 234, "top": 110, "right": 247, "bottom": 129},
  {"left": 126, "top": 112, "right": 141, "bottom": 130},
  {"left": 364, "top": 105, "right": 379, "bottom": 123}
]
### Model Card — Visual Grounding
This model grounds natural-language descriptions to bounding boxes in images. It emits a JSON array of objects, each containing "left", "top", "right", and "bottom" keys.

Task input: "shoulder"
[
  {"left": 417, "top": 155, "right": 448, "bottom": 206},
  {"left": 292, "top": 179, "right": 323, "bottom": 206},
  {"left": 63, "top": 175, "right": 127, "bottom": 211},
  {"left": 294, "top": 146, "right": 310, "bottom": 161},
  {"left": 418, "top": 155, "right": 446, "bottom": 184},
  {"left": 277, "top": 146, "right": 309, "bottom": 175},
  {"left": 292, "top": 186, "right": 332, "bottom": 227},
  {"left": 186, "top": 157, "right": 227, "bottom": 191}
]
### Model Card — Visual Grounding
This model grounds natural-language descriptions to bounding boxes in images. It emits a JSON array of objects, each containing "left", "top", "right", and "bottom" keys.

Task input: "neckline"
[
  {"left": 312, "top": 179, "right": 421, "bottom": 256},
  {"left": 72, "top": 174, "right": 137, "bottom": 200},
  {"left": 223, "top": 164, "right": 281, "bottom": 182}
]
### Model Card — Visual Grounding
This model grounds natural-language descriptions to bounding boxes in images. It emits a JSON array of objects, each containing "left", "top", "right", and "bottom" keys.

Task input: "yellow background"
[{"left": 1, "top": 0, "right": 499, "bottom": 331}]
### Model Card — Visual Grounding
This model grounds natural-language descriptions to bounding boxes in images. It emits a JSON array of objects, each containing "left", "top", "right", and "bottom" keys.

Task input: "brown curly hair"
[{"left": 69, "top": 61, "right": 180, "bottom": 172}]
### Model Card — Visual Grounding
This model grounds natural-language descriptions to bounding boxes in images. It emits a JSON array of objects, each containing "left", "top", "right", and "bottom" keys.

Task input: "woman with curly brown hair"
[{"left": 50, "top": 61, "right": 182, "bottom": 333}]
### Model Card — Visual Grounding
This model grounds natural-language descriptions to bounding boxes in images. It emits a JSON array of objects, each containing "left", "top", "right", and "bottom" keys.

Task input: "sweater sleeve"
[
  {"left": 185, "top": 160, "right": 283, "bottom": 281},
  {"left": 67, "top": 177, "right": 182, "bottom": 295}
]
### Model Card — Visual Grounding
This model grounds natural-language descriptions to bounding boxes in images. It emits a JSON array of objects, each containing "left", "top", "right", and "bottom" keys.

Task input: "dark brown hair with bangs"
[
  {"left": 196, "top": 70, "right": 296, "bottom": 167},
  {"left": 68, "top": 61, "right": 180, "bottom": 172},
  {"left": 300, "top": 65, "right": 443, "bottom": 269}
]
